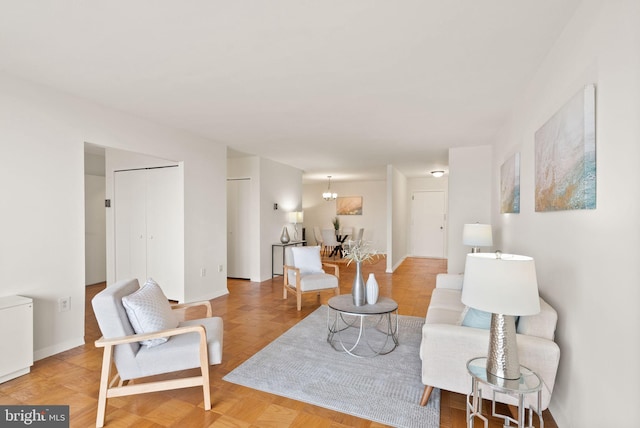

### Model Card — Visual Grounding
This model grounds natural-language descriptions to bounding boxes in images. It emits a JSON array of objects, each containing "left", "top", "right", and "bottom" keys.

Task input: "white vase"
[{"left": 366, "top": 273, "right": 379, "bottom": 304}]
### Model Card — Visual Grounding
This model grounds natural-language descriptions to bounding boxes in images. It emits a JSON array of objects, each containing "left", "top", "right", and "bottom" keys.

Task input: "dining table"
[{"left": 329, "top": 230, "right": 350, "bottom": 258}]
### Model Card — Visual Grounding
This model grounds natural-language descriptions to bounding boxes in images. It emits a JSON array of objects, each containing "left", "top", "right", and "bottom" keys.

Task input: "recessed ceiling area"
[{"left": 0, "top": 1, "right": 582, "bottom": 182}]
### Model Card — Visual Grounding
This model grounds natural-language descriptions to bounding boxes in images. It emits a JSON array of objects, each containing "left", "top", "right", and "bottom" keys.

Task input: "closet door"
[
  {"left": 114, "top": 167, "right": 184, "bottom": 301},
  {"left": 146, "top": 167, "right": 183, "bottom": 301},
  {"left": 227, "top": 178, "right": 251, "bottom": 279},
  {"left": 114, "top": 169, "right": 147, "bottom": 285}
]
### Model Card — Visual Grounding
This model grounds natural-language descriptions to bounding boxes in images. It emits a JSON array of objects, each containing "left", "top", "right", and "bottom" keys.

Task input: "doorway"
[{"left": 410, "top": 191, "right": 446, "bottom": 258}]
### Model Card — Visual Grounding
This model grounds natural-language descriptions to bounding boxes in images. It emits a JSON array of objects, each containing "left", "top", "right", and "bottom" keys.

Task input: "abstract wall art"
[
  {"left": 535, "top": 84, "right": 596, "bottom": 212},
  {"left": 336, "top": 196, "right": 362, "bottom": 215},
  {"left": 500, "top": 152, "right": 520, "bottom": 214}
]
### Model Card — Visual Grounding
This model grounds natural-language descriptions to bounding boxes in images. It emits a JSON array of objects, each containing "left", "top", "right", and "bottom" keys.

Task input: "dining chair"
[
  {"left": 321, "top": 229, "right": 339, "bottom": 257},
  {"left": 313, "top": 226, "right": 325, "bottom": 254}
]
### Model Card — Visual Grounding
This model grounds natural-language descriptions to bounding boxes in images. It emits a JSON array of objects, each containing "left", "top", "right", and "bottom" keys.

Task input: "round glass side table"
[{"left": 466, "top": 357, "right": 543, "bottom": 428}]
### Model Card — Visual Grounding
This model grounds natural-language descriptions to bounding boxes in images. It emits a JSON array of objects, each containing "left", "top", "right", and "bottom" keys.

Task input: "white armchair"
[
  {"left": 419, "top": 274, "right": 560, "bottom": 411},
  {"left": 91, "top": 278, "right": 223, "bottom": 427},
  {"left": 283, "top": 245, "right": 340, "bottom": 310}
]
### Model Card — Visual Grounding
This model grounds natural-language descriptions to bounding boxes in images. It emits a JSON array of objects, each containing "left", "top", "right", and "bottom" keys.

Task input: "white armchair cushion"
[
  {"left": 122, "top": 278, "right": 178, "bottom": 347},
  {"left": 291, "top": 246, "right": 324, "bottom": 274}
]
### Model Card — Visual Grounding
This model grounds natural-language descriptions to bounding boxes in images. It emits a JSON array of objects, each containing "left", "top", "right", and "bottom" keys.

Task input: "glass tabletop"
[{"left": 467, "top": 357, "right": 542, "bottom": 394}]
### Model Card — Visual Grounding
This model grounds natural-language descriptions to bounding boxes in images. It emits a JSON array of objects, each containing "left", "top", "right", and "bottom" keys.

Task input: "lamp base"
[{"left": 487, "top": 313, "right": 520, "bottom": 380}]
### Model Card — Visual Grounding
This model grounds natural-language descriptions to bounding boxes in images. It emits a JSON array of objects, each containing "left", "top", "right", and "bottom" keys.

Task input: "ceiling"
[{"left": 0, "top": 1, "right": 581, "bottom": 183}]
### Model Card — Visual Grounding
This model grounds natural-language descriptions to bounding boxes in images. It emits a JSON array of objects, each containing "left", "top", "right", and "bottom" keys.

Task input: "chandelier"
[{"left": 322, "top": 176, "right": 337, "bottom": 201}]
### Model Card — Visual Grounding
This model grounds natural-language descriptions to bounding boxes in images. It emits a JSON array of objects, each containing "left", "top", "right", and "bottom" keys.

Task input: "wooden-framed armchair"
[
  {"left": 91, "top": 278, "right": 223, "bottom": 427},
  {"left": 283, "top": 245, "right": 340, "bottom": 310}
]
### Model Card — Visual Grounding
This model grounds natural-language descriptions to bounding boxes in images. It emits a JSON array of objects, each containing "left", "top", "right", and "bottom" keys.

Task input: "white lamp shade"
[
  {"left": 288, "top": 211, "right": 304, "bottom": 224},
  {"left": 461, "top": 253, "right": 540, "bottom": 316},
  {"left": 462, "top": 224, "right": 493, "bottom": 247}
]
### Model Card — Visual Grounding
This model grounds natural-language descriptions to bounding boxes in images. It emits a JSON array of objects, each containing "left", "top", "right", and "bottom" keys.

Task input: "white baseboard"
[{"left": 34, "top": 337, "right": 85, "bottom": 361}]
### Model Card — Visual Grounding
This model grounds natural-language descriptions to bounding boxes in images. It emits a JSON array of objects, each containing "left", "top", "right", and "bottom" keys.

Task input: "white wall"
[
  {"left": 229, "top": 156, "right": 303, "bottom": 282},
  {"left": 302, "top": 179, "right": 387, "bottom": 253},
  {"left": 0, "top": 71, "right": 228, "bottom": 359},
  {"left": 84, "top": 174, "right": 106, "bottom": 285},
  {"left": 388, "top": 165, "right": 408, "bottom": 272},
  {"left": 492, "top": 1, "right": 640, "bottom": 426},
  {"left": 259, "top": 158, "right": 303, "bottom": 281},
  {"left": 447, "top": 145, "right": 493, "bottom": 273}
]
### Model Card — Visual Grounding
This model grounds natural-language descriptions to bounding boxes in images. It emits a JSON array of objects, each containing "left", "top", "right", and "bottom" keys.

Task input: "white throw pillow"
[
  {"left": 291, "top": 246, "right": 324, "bottom": 274},
  {"left": 122, "top": 278, "right": 178, "bottom": 347}
]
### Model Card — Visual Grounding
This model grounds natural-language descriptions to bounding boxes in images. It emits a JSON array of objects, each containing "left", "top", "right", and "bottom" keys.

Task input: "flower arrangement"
[{"left": 343, "top": 240, "right": 379, "bottom": 265}]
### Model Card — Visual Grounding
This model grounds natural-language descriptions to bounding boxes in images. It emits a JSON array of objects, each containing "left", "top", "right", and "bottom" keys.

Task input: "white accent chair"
[
  {"left": 92, "top": 278, "right": 223, "bottom": 427},
  {"left": 419, "top": 273, "right": 560, "bottom": 411},
  {"left": 283, "top": 246, "right": 340, "bottom": 310}
]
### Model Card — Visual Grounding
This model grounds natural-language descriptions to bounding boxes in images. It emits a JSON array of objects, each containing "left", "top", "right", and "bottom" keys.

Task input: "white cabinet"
[
  {"left": 0, "top": 296, "right": 33, "bottom": 383},
  {"left": 114, "top": 167, "right": 184, "bottom": 301}
]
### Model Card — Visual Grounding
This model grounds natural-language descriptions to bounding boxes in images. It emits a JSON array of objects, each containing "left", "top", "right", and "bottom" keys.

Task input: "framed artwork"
[
  {"left": 500, "top": 152, "right": 520, "bottom": 214},
  {"left": 336, "top": 196, "right": 363, "bottom": 215},
  {"left": 535, "top": 84, "right": 596, "bottom": 212}
]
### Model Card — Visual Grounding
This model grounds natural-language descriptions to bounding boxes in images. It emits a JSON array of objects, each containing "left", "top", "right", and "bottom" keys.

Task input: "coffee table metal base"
[{"left": 326, "top": 295, "right": 399, "bottom": 358}]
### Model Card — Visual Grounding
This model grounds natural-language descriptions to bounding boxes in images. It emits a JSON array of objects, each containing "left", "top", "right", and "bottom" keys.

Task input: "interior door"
[
  {"left": 227, "top": 178, "right": 251, "bottom": 279},
  {"left": 114, "top": 169, "right": 147, "bottom": 285},
  {"left": 145, "top": 166, "right": 183, "bottom": 301},
  {"left": 114, "top": 167, "right": 184, "bottom": 301},
  {"left": 410, "top": 191, "right": 446, "bottom": 258}
]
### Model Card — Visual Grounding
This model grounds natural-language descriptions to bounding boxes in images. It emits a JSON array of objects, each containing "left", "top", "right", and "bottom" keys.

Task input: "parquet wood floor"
[{"left": 0, "top": 256, "right": 557, "bottom": 427}]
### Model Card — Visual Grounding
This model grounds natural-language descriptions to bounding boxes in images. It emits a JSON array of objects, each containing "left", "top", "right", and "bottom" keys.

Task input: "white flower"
[{"left": 343, "top": 240, "right": 379, "bottom": 265}]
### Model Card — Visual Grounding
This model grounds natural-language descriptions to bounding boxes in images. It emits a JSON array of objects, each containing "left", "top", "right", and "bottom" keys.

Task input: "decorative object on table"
[
  {"left": 535, "top": 84, "right": 596, "bottom": 212},
  {"left": 351, "top": 262, "right": 366, "bottom": 306},
  {"left": 336, "top": 196, "right": 363, "bottom": 215},
  {"left": 366, "top": 273, "right": 379, "bottom": 304},
  {"left": 322, "top": 175, "right": 338, "bottom": 201},
  {"left": 461, "top": 252, "right": 540, "bottom": 380},
  {"left": 288, "top": 211, "right": 304, "bottom": 241},
  {"left": 500, "top": 152, "right": 520, "bottom": 214},
  {"left": 462, "top": 223, "right": 492, "bottom": 253},
  {"left": 343, "top": 240, "right": 380, "bottom": 306},
  {"left": 279, "top": 226, "right": 290, "bottom": 244},
  {"left": 331, "top": 216, "right": 340, "bottom": 231}
]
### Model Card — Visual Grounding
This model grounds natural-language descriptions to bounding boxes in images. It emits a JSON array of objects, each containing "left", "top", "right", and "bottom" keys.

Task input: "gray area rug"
[{"left": 223, "top": 306, "right": 440, "bottom": 428}]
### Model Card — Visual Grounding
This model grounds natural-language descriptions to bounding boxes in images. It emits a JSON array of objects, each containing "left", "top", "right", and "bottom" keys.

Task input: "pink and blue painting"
[{"left": 535, "top": 84, "right": 596, "bottom": 212}]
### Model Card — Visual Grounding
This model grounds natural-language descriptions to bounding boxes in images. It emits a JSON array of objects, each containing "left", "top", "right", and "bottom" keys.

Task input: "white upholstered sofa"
[{"left": 419, "top": 273, "right": 560, "bottom": 410}]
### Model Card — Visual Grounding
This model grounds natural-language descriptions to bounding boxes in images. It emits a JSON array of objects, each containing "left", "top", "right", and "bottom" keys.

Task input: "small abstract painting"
[
  {"left": 535, "top": 84, "right": 596, "bottom": 212},
  {"left": 500, "top": 152, "right": 520, "bottom": 214},
  {"left": 336, "top": 196, "right": 363, "bottom": 215}
]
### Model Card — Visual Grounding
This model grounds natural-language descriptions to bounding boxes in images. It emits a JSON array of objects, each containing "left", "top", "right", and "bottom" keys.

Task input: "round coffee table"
[{"left": 326, "top": 294, "right": 399, "bottom": 358}]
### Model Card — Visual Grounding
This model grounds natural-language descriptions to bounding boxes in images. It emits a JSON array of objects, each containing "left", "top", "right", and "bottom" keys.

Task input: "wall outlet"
[
  {"left": 58, "top": 297, "right": 70, "bottom": 312},
  {"left": 217, "top": 264, "right": 223, "bottom": 273},
  {"left": 200, "top": 268, "right": 206, "bottom": 277}
]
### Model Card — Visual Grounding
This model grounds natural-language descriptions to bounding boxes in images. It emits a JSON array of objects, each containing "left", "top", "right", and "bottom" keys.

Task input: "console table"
[{"left": 271, "top": 240, "right": 306, "bottom": 278}]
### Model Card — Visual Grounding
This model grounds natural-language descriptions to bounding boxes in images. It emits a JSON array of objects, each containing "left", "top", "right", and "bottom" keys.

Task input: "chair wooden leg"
[
  {"left": 96, "top": 345, "right": 114, "bottom": 428},
  {"left": 420, "top": 385, "right": 434, "bottom": 406},
  {"left": 199, "top": 332, "right": 212, "bottom": 411},
  {"left": 296, "top": 290, "right": 302, "bottom": 311}
]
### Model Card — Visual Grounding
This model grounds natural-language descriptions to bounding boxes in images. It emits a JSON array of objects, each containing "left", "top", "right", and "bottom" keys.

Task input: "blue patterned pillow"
[{"left": 461, "top": 307, "right": 493, "bottom": 329}]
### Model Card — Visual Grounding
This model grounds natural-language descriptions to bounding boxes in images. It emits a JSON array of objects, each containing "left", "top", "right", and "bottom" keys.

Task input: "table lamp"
[
  {"left": 288, "top": 211, "right": 304, "bottom": 241},
  {"left": 463, "top": 223, "right": 493, "bottom": 253},
  {"left": 461, "top": 252, "right": 540, "bottom": 380}
]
